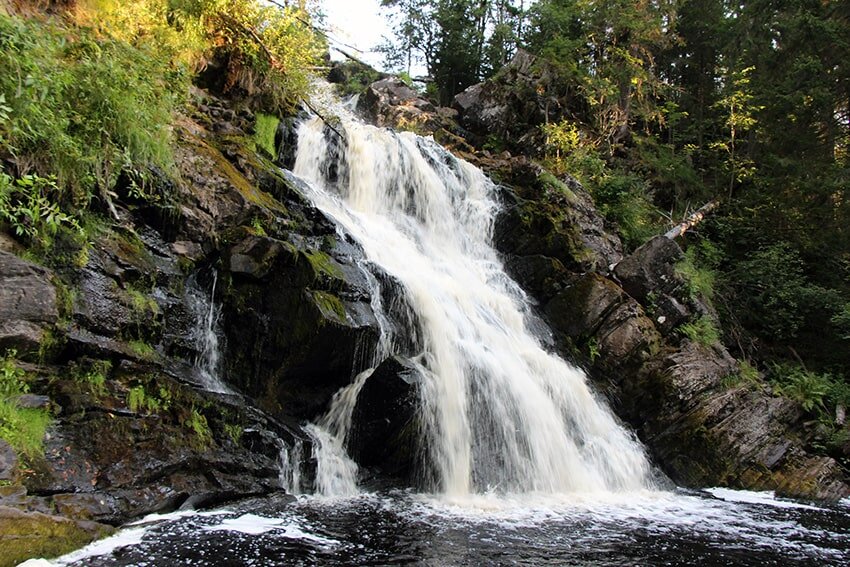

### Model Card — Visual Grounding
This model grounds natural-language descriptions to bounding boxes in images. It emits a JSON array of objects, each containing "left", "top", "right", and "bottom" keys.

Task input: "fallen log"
[{"left": 664, "top": 200, "right": 720, "bottom": 239}]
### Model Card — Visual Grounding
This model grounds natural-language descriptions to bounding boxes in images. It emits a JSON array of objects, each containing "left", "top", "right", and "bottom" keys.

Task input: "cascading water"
[
  {"left": 292, "top": 96, "right": 655, "bottom": 497},
  {"left": 187, "top": 272, "right": 230, "bottom": 394}
]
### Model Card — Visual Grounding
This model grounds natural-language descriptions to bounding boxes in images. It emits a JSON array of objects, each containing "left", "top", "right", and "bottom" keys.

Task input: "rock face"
[
  {"left": 0, "top": 89, "right": 390, "bottom": 561},
  {"left": 0, "top": 252, "right": 58, "bottom": 354},
  {"left": 452, "top": 49, "right": 572, "bottom": 152},
  {"left": 348, "top": 357, "right": 423, "bottom": 485},
  {"left": 501, "top": 219, "right": 850, "bottom": 499}
]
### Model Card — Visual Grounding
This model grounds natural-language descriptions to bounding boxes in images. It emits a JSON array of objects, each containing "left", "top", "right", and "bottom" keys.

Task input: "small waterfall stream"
[
  {"left": 187, "top": 273, "right": 230, "bottom": 394},
  {"left": 291, "top": 93, "right": 655, "bottom": 498}
]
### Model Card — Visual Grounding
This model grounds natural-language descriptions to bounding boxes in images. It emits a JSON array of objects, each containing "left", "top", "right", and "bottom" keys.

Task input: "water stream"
[
  {"left": 293, "top": 99, "right": 653, "bottom": 497},
  {"left": 41, "top": 93, "right": 850, "bottom": 565}
]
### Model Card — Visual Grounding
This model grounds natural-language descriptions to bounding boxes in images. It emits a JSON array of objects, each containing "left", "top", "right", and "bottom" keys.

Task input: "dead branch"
[{"left": 664, "top": 200, "right": 720, "bottom": 240}]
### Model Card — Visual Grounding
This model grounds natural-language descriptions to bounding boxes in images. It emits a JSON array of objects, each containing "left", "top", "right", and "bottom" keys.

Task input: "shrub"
[{"left": 0, "top": 14, "right": 185, "bottom": 204}]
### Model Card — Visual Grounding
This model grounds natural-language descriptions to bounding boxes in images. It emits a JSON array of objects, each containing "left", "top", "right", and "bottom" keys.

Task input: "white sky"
[{"left": 320, "top": 0, "right": 391, "bottom": 70}]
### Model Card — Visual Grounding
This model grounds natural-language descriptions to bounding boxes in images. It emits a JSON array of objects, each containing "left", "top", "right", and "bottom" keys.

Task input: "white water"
[
  {"left": 279, "top": 437, "right": 304, "bottom": 495},
  {"left": 188, "top": 273, "right": 229, "bottom": 394},
  {"left": 291, "top": 98, "right": 655, "bottom": 498}
]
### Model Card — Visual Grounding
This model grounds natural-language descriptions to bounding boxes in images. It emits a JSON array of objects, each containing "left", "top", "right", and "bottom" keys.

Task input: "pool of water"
[{"left": 45, "top": 488, "right": 850, "bottom": 566}]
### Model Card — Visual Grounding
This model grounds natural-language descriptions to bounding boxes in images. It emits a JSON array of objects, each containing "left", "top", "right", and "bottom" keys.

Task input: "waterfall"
[
  {"left": 279, "top": 438, "right": 304, "bottom": 495},
  {"left": 290, "top": 97, "right": 655, "bottom": 497},
  {"left": 187, "top": 273, "right": 229, "bottom": 394}
]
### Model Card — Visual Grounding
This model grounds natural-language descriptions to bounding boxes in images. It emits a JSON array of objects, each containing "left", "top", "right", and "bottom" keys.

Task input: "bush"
[{"left": 0, "top": 14, "right": 185, "bottom": 203}]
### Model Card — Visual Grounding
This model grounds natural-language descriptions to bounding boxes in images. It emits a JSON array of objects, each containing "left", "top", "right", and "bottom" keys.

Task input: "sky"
[{"left": 319, "top": 0, "right": 391, "bottom": 70}]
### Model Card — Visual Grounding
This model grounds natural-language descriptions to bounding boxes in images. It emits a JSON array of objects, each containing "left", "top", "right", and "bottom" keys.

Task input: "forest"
[{"left": 380, "top": 0, "right": 850, "bottom": 427}]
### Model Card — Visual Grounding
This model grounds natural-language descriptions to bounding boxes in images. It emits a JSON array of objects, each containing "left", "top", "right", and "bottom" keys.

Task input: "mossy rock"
[{"left": 0, "top": 505, "right": 113, "bottom": 567}]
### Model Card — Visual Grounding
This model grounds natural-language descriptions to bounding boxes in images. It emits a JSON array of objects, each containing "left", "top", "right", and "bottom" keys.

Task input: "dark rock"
[
  {"left": 452, "top": 49, "right": 568, "bottom": 152},
  {"left": 0, "top": 441, "right": 17, "bottom": 482},
  {"left": 0, "top": 251, "right": 58, "bottom": 355},
  {"left": 275, "top": 115, "right": 301, "bottom": 170},
  {"left": 11, "top": 394, "right": 51, "bottom": 410},
  {"left": 223, "top": 235, "right": 286, "bottom": 279},
  {"left": 614, "top": 236, "right": 685, "bottom": 303},
  {"left": 349, "top": 357, "right": 422, "bottom": 483},
  {"left": 492, "top": 170, "right": 623, "bottom": 274}
]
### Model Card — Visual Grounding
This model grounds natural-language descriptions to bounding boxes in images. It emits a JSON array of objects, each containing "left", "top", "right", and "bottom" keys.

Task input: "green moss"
[
  {"left": 254, "top": 113, "right": 280, "bottom": 158},
  {"left": 196, "top": 136, "right": 288, "bottom": 214},
  {"left": 0, "top": 508, "right": 113, "bottom": 567},
  {"left": 310, "top": 290, "right": 347, "bottom": 323},
  {"left": 304, "top": 249, "right": 343, "bottom": 280},
  {"left": 128, "top": 340, "right": 156, "bottom": 360},
  {"left": 126, "top": 285, "right": 159, "bottom": 317},
  {"left": 538, "top": 170, "right": 578, "bottom": 203}
]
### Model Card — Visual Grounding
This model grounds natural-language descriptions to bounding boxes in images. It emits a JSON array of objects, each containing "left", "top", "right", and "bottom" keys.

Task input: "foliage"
[
  {"left": 380, "top": 0, "right": 526, "bottom": 104},
  {"left": 0, "top": 350, "right": 51, "bottom": 464},
  {"left": 678, "top": 316, "right": 721, "bottom": 348},
  {"left": 186, "top": 407, "right": 212, "bottom": 447},
  {"left": 73, "top": 359, "right": 112, "bottom": 398},
  {"left": 0, "top": 173, "right": 82, "bottom": 249},
  {"left": 721, "top": 359, "right": 763, "bottom": 390},
  {"left": 540, "top": 119, "right": 659, "bottom": 249},
  {"left": 768, "top": 364, "right": 836, "bottom": 417},
  {"left": 676, "top": 243, "right": 718, "bottom": 302},
  {"left": 0, "top": 13, "right": 185, "bottom": 203}
]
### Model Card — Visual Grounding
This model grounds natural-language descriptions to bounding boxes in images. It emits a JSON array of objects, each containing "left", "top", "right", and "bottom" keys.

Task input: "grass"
[{"left": 0, "top": 350, "right": 51, "bottom": 466}]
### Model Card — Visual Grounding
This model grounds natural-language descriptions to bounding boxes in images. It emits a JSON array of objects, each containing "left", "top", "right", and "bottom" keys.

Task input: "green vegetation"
[
  {"left": 1, "top": 0, "right": 323, "bottom": 252},
  {"left": 678, "top": 316, "right": 721, "bottom": 348},
  {"left": 768, "top": 364, "right": 850, "bottom": 423},
  {"left": 73, "top": 360, "right": 112, "bottom": 398},
  {"left": 253, "top": 113, "right": 280, "bottom": 159},
  {"left": 128, "top": 340, "right": 156, "bottom": 360},
  {"left": 0, "top": 350, "right": 51, "bottom": 466},
  {"left": 185, "top": 407, "right": 212, "bottom": 447},
  {"left": 676, "top": 244, "right": 719, "bottom": 302},
  {"left": 126, "top": 380, "right": 172, "bottom": 415}
]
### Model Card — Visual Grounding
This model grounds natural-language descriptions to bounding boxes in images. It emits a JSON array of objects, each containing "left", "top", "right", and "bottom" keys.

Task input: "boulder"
[
  {"left": 0, "top": 441, "right": 17, "bottom": 482},
  {"left": 0, "top": 505, "right": 112, "bottom": 567},
  {"left": 348, "top": 357, "right": 422, "bottom": 483},
  {"left": 358, "top": 78, "right": 442, "bottom": 133},
  {"left": 614, "top": 235, "right": 685, "bottom": 302}
]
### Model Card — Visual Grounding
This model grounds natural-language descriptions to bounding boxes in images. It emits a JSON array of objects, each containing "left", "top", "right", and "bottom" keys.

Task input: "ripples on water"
[{"left": 46, "top": 489, "right": 849, "bottom": 566}]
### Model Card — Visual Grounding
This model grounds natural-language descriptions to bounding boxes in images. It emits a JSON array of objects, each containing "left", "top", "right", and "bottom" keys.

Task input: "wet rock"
[
  {"left": 0, "top": 251, "right": 58, "bottom": 355},
  {"left": 349, "top": 357, "right": 422, "bottom": 483},
  {"left": 0, "top": 505, "right": 113, "bottom": 567},
  {"left": 492, "top": 169, "right": 623, "bottom": 274},
  {"left": 223, "top": 235, "right": 286, "bottom": 279}
]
